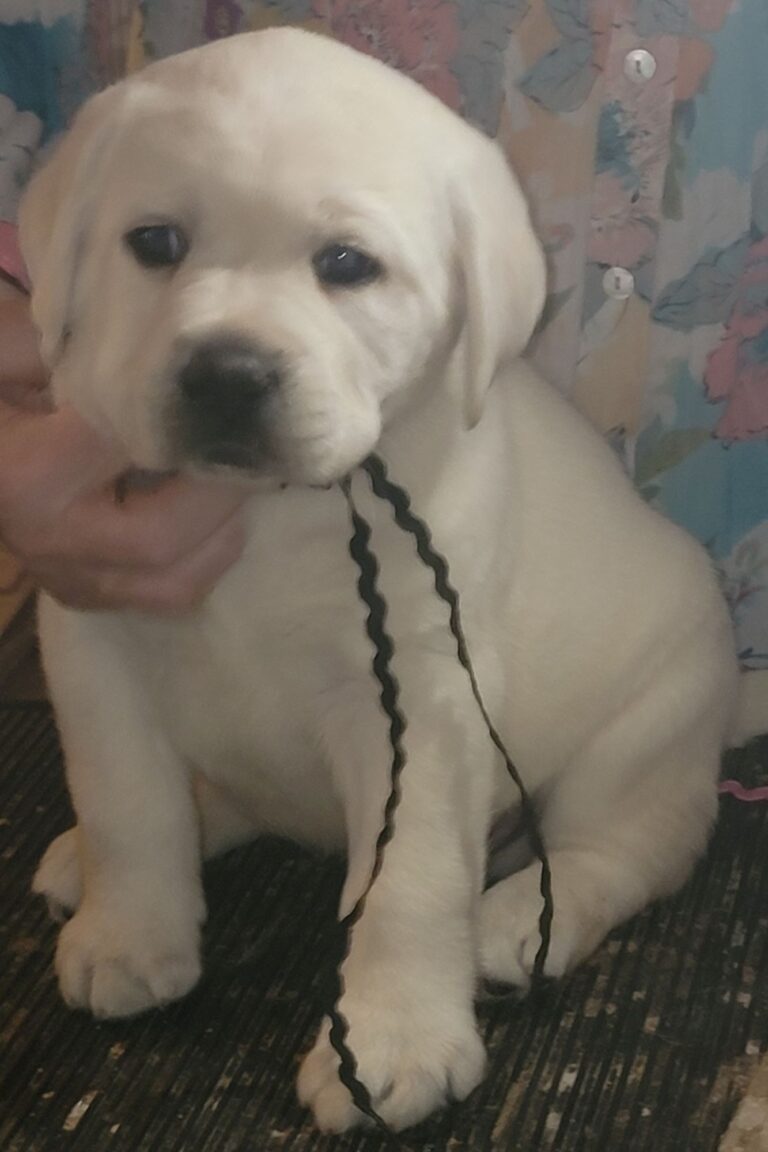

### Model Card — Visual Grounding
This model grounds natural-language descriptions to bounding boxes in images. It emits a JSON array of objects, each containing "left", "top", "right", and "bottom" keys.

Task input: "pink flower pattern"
[
  {"left": 311, "top": 0, "right": 461, "bottom": 111},
  {"left": 689, "top": 0, "right": 734, "bottom": 33},
  {"left": 705, "top": 236, "right": 768, "bottom": 442},
  {"left": 589, "top": 171, "right": 657, "bottom": 267}
]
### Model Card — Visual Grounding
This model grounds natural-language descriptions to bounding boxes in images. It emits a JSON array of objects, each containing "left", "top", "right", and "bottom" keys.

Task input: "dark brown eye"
[
  {"left": 124, "top": 224, "right": 188, "bottom": 269},
  {"left": 312, "top": 243, "right": 381, "bottom": 287}
]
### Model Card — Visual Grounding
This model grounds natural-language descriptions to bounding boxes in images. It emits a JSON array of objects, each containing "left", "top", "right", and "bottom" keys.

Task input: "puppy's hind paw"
[{"left": 479, "top": 857, "right": 613, "bottom": 986}]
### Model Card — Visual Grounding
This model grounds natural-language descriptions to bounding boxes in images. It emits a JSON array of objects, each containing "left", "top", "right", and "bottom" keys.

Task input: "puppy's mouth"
[
  {"left": 179, "top": 442, "right": 354, "bottom": 491},
  {"left": 181, "top": 434, "right": 272, "bottom": 476},
  {"left": 167, "top": 415, "right": 355, "bottom": 492}
]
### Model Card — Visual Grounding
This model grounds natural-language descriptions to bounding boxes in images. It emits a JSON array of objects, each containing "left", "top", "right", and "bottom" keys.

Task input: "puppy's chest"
[
  {"left": 135, "top": 486, "right": 469, "bottom": 829},
  {"left": 133, "top": 496, "right": 374, "bottom": 824},
  {"left": 155, "top": 587, "right": 352, "bottom": 724},
  {"left": 140, "top": 611, "right": 347, "bottom": 845}
]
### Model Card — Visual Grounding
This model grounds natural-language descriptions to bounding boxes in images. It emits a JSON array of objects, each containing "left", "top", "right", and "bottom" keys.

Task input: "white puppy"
[{"left": 20, "top": 29, "right": 749, "bottom": 1133}]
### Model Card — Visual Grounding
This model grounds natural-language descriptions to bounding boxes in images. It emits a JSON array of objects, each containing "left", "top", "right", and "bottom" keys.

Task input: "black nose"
[
  {"left": 178, "top": 337, "right": 280, "bottom": 414},
  {"left": 176, "top": 337, "right": 281, "bottom": 467}
]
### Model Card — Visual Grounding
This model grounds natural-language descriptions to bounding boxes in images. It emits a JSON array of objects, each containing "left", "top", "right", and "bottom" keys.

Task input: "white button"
[
  {"left": 624, "top": 48, "right": 657, "bottom": 83},
  {"left": 602, "top": 266, "right": 635, "bottom": 300}
]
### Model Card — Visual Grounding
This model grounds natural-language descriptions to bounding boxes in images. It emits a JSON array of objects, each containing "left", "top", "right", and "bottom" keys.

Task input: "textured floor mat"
[{"left": 0, "top": 703, "right": 766, "bottom": 1152}]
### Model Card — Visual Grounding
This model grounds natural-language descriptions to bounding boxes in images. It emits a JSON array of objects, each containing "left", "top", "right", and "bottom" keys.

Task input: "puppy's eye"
[
  {"left": 124, "top": 224, "right": 188, "bottom": 269},
  {"left": 312, "top": 244, "right": 381, "bottom": 288}
]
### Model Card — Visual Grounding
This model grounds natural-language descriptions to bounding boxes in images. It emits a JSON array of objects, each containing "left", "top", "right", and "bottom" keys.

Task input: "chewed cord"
[{"left": 327, "top": 454, "right": 553, "bottom": 1143}]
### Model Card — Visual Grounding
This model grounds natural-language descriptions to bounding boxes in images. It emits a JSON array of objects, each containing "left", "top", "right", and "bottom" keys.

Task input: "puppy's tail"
[{"left": 730, "top": 670, "right": 768, "bottom": 747}]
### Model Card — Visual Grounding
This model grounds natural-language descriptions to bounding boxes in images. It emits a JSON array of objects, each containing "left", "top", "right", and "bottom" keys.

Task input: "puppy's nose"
[
  {"left": 176, "top": 337, "right": 281, "bottom": 467},
  {"left": 178, "top": 337, "right": 280, "bottom": 417}
]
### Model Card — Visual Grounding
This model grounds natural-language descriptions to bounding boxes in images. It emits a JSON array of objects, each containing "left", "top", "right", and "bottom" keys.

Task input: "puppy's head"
[{"left": 20, "top": 29, "right": 544, "bottom": 485}]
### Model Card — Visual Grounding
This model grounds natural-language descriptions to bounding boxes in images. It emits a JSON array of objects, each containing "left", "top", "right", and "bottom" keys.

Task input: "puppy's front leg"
[
  {"left": 40, "top": 602, "right": 204, "bottom": 1019},
  {"left": 298, "top": 680, "right": 490, "bottom": 1133}
]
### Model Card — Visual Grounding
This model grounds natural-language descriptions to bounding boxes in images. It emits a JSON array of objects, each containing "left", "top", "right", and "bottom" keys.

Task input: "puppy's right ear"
[
  {"left": 450, "top": 137, "right": 546, "bottom": 430},
  {"left": 19, "top": 90, "right": 114, "bottom": 365}
]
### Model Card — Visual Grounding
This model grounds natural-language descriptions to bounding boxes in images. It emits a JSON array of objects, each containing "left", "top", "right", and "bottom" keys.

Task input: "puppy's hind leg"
[{"left": 479, "top": 666, "right": 733, "bottom": 986}]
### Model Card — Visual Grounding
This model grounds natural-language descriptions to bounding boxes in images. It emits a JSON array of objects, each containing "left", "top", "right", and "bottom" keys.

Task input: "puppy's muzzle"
[{"left": 175, "top": 336, "right": 281, "bottom": 470}]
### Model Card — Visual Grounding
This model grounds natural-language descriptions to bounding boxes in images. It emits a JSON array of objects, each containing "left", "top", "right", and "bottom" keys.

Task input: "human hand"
[
  {"left": 0, "top": 289, "right": 50, "bottom": 410},
  {"left": 0, "top": 402, "right": 248, "bottom": 613}
]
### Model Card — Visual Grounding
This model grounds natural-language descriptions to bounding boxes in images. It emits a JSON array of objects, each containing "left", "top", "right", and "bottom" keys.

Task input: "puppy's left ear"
[
  {"left": 19, "top": 88, "right": 116, "bottom": 365},
  {"left": 452, "top": 139, "right": 546, "bottom": 429}
]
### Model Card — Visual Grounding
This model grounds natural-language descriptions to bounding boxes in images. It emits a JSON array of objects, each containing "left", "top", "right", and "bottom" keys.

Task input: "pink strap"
[{"left": 719, "top": 779, "right": 768, "bottom": 803}]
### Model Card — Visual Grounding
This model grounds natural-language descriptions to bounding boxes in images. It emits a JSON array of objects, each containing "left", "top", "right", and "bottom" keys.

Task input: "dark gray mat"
[{"left": 0, "top": 703, "right": 766, "bottom": 1152}]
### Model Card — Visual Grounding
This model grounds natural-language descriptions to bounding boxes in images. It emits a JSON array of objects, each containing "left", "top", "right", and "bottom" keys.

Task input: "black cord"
[
  {"left": 325, "top": 459, "right": 554, "bottom": 1142},
  {"left": 360, "top": 454, "right": 553, "bottom": 978},
  {"left": 323, "top": 478, "right": 411, "bottom": 1146}
]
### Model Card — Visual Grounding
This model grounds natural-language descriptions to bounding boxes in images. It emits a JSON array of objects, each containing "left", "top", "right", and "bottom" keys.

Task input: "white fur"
[{"left": 23, "top": 30, "right": 746, "bottom": 1133}]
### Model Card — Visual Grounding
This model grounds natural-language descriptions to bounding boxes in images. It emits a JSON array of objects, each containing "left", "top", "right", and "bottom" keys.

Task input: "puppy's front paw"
[
  {"left": 33, "top": 829, "right": 82, "bottom": 921},
  {"left": 297, "top": 997, "right": 485, "bottom": 1133},
  {"left": 56, "top": 900, "right": 203, "bottom": 1018}
]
